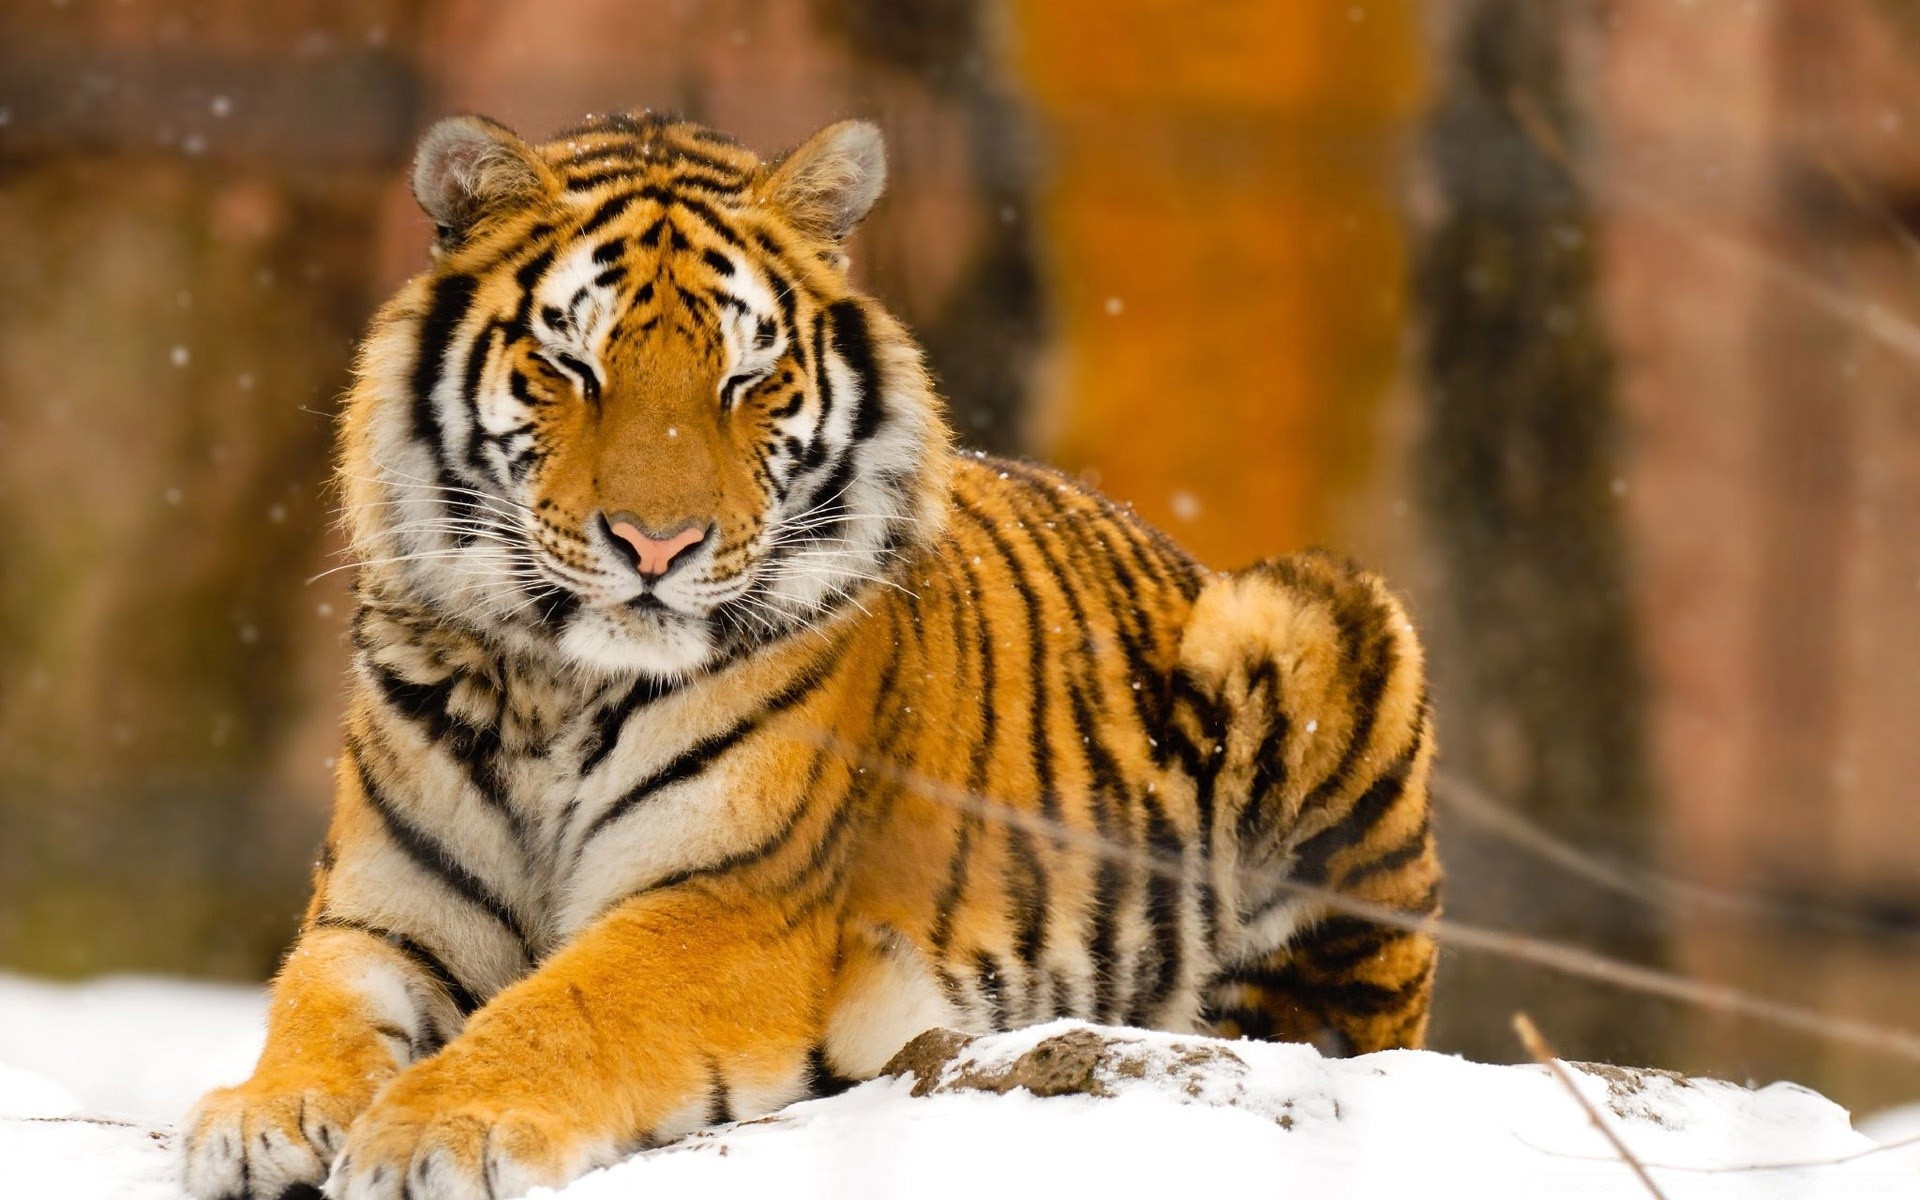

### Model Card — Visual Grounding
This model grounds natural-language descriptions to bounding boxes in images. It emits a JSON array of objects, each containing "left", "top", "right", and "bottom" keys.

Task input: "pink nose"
[{"left": 606, "top": 518, "right": 708, "bottom": 579}]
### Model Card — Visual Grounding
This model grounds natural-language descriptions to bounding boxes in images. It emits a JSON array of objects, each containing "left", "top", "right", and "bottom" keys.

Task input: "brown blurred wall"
[
  {"left": 0, "top": 0, "right": 421, "bottom": 974},
  {"left": 1010, "top": 1, "right": 1424, "bottom": 569},
  {"left": 1599, "top": 0, "right": 1920, "bottom": 1110}
]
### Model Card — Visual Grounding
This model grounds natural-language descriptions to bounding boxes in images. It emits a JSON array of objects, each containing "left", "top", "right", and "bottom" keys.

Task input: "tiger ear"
[
  {"left": 765, "top": 120, "right": 887, "bottom": 245},
  {"left": 411, "top": 115, "right": 550, "bottom": 240}
]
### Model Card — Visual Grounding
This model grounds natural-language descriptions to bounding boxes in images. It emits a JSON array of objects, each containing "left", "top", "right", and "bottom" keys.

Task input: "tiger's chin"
[{"left": 554, "top": 601, "right": 719, "bottom": 679}]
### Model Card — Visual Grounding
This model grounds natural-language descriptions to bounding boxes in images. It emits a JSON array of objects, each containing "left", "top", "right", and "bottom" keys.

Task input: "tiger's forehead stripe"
[{"left": 548, "top": 113, "right": 761, "bottom": 197}]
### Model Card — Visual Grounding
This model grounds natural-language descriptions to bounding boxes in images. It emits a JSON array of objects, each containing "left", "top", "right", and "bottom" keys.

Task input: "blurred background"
[{"left": 1, "top": 0, "right": 1916, "bottom": 1117}]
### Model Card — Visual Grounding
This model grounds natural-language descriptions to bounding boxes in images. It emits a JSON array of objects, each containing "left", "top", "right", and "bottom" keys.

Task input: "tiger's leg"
[
  {"left": 181, "top": 757, "right": 479, "bottom": 1199},
  {"left": 1172, "top": 550, "right": 1441, "bottom": 1054},
  {"left": 328, "top": 886, "right": 839, "bottom": 1200}
]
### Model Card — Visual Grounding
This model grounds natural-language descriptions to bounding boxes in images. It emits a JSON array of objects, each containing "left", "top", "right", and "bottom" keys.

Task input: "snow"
[
  {"left": 1863, "top": 1104, "right": 1920, "bottom": 1176},
  {"left": 0, "top": 973, "right": 1914, "bottom": 1199},
  {"left": 0, "top": 973, "right": 265, "bottom": 1122}
]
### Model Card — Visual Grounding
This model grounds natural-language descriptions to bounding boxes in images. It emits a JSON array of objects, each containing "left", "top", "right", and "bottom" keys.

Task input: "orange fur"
[{"left": 182, "top": 112, "right": 1439, "bottom": 1200}]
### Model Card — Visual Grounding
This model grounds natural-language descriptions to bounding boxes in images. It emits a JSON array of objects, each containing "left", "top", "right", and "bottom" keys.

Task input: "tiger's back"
[
  {"left": 817, "top": 455, "right": 1438, "bottom": 1071},
  {"left": 182, "top": 110, "right": 1439, "bottom": 1200}
]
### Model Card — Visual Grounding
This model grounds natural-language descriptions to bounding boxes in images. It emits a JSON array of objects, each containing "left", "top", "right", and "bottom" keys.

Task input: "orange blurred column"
[{"left": 1005, "top": 1, "right": 1423, "bottom": 567}]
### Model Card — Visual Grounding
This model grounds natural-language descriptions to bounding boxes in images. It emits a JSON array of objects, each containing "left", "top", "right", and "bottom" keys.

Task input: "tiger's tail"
[{"left": 1169, "top": 549, "right": 1440, "bottom": 1053}]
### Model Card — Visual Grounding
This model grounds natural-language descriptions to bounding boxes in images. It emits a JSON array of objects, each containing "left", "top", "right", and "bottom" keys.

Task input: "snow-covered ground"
[{"left": 2, "top": 972, "right": 1915, "bottom": 1199}]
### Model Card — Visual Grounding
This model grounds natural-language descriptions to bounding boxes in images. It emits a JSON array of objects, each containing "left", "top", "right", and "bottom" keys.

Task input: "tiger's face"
[{"left": 342, "top": 113, "right": 948, "bottom": 678}]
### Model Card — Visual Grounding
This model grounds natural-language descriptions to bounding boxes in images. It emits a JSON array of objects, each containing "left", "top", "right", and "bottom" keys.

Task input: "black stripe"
[
  {"left": 999, "top": 481, "right": 1133, "bottom": 1022},
  {"left": 658, "top": 144, "right": 754, "bottom": 178},
  {"left": 929, "top": 553, "right": 992, "bottom": 957},
  {"left": 459, "top": 321, "right": 508, "bottom": 487},
  {"left": 567, "top": 165, "right": 746, "bottom": 193},
  {"left": 1049, "top": 971, "right": 1075, "bottom": 1020},
  {"left": 460, "top": 318, "right": 504, "bottom": 412},
  {"left": 1170, "top": 672, "right": 1226, "bottom": 955},
  {"left": 994, "top": 457, "right": 1200, "bottom": 603},
  {"left": 974, "top": 951, "right": 1009, "bottom": 1029},
  {"left": 370, "top": 663, "right": 458, "bottom": 732},
  {"left": 706, "top": 1060, "right": 736, "bottom": 1126},
  {"left": 508, "top": 368, "right": 552, "bottom": 409},
  {"left": 314, "top": 915, "right": 484, "bottom": 1016},
  {"left": 580, "top": 674, "right": 684, "bottom": 776},
  {"left": 353, "top": 750, "right": 531, "bottom": 952},
  {"left": 579, "top": 191, "right": 641, "bottom": 237},
  {"left": 673, "top": 282, "right": 711, "bottom": 317},
  {"left": 1216, "top": 1003, "right": 1277, "bottom": 1041},
  {"left": 1084, "top": 528, "right": 1173, "bottom": 738},
  {"left": 1238, "top": 697, "right": 1293, "bottom": 846},
  {"left": 685, "top": 126, "right": 744, "bottom": 148},
  {"left": 577, "top": 644, "right": 844, "bottom": 853},
  {"left": 1088, "top": 857, "right": 1125, "bottom": 1023},
  {"left": 409, "top": 273, "right": 478, "bottom": 466},
  {"left": 1236, "top": 960, "right": 1435, "bottom": 1018},
  {"left": 1291, "top": 918, "right": 1397, "bottom": 973},
  {"left": 956, "top": 498, "right": 1059, "bottom": 975},
  {"left": 1004, "top": 826, "right": 1050, "bottom": 978},
  {"left": 634, "top": 185, "right": 748, "bottom": 250},
  {"left": 558, "top": 142, "right": 642, "bottom": 170},
  {"left": 956, "top": 497, "right": 1061, "bottom": 830},
  {"left": 1273, "top": 560, "right": 1399, "bottom": 823},
  {"left": 775, "top": 774, "right": 869, "bottom": 931},
  {"left": 775, "top": 618, "right": 909, "bottom": 934},
  {"left": 636, "top": 747, "right": 828, "bottom": 900},
  {"left": 369, "top": 665, "right": 531, "bottom": 854},
  {"left": 1338, "top": 808, "right": 1433, "bottom": 889},
  {"left": 806, "top": 1046, "right": 860, "bottom": 1098},
  {"left": 1288, "top": 721, "right": 1426, "bottom": 887},
  {"left": 512, "top": 247, "right": 557, "bottom": 303},
  {"left": 996, "top": 460, "right": 1180, "bottom": 737},
  {"left": 810, "top": 313, "right": 834, "bottom": 426},
  {"left": 765, "top": 262, "right": 802, "bottom": 349},
  {"left": 1127, "top": 794, "right": 1185, "bottom": 1026},
  {"left": 825, "top": 299, "right": 885, "bottom": 443},
  {"left": 556, "top": 112, "right": 672, "bottom": 141},
  {"left": 550, "top": 353, "right": 601, "bottom": 403},
  {"left": 926, "top": 818, "right": 974, "bottom": 956},
  {"left": 528, "top": 586, "right": 581, "bottom": 630}
]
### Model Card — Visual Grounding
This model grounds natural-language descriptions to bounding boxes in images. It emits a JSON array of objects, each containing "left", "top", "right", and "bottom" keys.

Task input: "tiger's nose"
[{"left": 602, "top": 513, "right": 710, "bottom": 580}]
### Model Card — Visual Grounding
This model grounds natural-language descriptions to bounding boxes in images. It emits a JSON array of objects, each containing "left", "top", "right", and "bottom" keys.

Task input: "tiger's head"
[{"left": 341, "top": 112, "right": 951, "bottom": 678}]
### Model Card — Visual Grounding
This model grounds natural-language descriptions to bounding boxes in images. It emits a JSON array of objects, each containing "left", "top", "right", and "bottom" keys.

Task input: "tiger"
[{"left": 181, "top": 110, "right": 1440, "bottom": 1200}]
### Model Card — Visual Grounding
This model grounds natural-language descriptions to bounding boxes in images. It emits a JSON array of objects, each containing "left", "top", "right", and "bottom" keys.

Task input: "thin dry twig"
[{"left": 1514, "top": 1012, "right": 1671, "bottom": 1200}]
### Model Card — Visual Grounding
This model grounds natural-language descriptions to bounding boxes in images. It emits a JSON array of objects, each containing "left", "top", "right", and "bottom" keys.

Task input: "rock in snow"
[{"left": 0, "top": 974, "right": 1914, "bottom": 1199}]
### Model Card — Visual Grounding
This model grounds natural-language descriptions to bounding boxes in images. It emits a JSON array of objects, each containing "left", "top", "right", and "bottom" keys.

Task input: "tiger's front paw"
[
  {"left": 328, "top": 1075, "right": 611, "bottom": 1200},
  {"left": 180, "top": 1081, "right": 366, "bottom": 1200}
]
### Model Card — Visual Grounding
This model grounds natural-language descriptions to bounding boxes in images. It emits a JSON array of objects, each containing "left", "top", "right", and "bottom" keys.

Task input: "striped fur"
[{"left": 181, "top": 112, "right": 1440, "bottom": 1200}]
